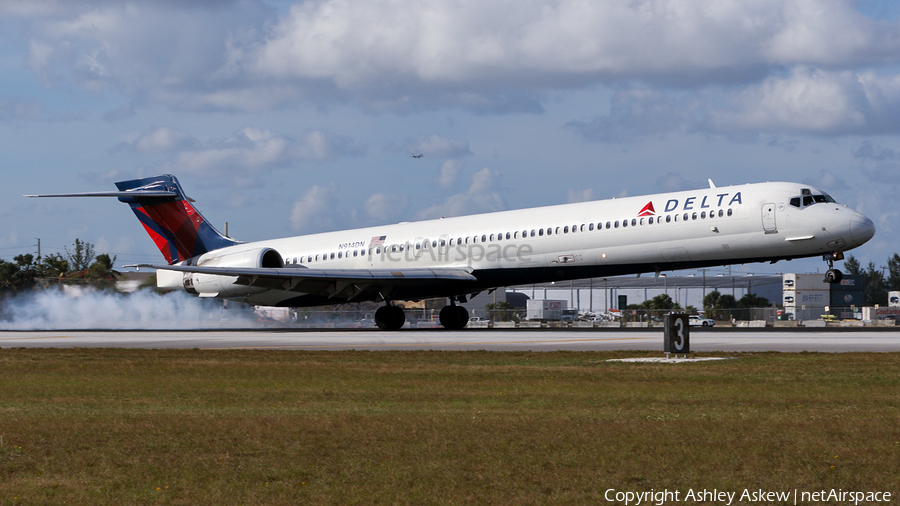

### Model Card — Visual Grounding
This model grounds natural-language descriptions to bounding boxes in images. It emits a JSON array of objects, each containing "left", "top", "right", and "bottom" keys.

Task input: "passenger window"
[
  {"left": 531, "top": 230, "right": 536, "bottom": 237},
  {"left": 481, "top": 235, "right": 487, "bottom": 242},
  {"left": 547, "top": 228, "right": 552, "bottom": 236},
  {"left": 555, "top": 227, "right": 560, "bottom": 234},
  {"left": 649, "top": 217, "right": 654, "bottom": 224},
  {"left": 622, "top": 220, "right": 627, "bottom": 228},
  {"left": 606, "top": 221, "right": 611, "bottom": 229},
  {"left": 683, "top": 213, "right": 689, "bottom": 221},
  {"left": 692, "top": 213, "right": 697, "bottom": 220},
  {"left": 718, "top": 209, "right": 724, "bottom": 217},
  {"left": 490, "top": 234, "right": 495, "bottom": 241},
  {"left": 457, "top": 237, "right": 462, "bottom": 244},
  {"left": 539, "top": 229, "right": 544, "bottom": 236},
  {"left": 506, "top": 232, "right": 511, "bottom": 239},
  {"left": 432, "top": 240, "right": 437, "bottom": 248},
  {"left": 440, "top": 239, "right": 445, "bottom": 247},
  {"left": 631, "top": 219, "right": 636, "bottom": 226},
  {"left": 700, "top": 211, "right": 706, "bottom": 219},
  {"left": 615, "top": 220, "right": 619, "bottom": 228},
  {"left": 589, "top": 223, "right": 594, "bottom": 231},
  {"left": 666, "top": 215, "right": 671, "bottom": 223},
  {"left": 564, "top": 226, "right": 569, "bottom": 233},
  {"left": 727, "top": 209, "right": 733, "bottom": 216},
  {"left": 338, "top": 252, "right": 343, "bottom": 258}
]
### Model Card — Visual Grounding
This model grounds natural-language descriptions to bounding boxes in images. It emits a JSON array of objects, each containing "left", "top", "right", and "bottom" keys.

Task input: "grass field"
[{"left": 0, "top": 349, "right": 898, "bottom": 505}]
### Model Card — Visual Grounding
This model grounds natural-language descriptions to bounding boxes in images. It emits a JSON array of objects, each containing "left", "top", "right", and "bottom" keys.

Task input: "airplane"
[
  {"left": 27, "top": 174, "right": 875, "bottom": 330},
  {"left": 410, "top": 154, "right": 423, "bottom": 158}
]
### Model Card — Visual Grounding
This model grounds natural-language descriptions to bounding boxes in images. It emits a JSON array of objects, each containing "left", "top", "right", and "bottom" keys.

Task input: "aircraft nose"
[{"left": 850, "top": 213, "right": 875, "bottom": 246}]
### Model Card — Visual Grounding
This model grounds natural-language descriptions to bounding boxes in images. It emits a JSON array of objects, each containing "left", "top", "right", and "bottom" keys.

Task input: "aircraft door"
[{"left": 762, "top": 203, "right": 777, "bottom": 233}]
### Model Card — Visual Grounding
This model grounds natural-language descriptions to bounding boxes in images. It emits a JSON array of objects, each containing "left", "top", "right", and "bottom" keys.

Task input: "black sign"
[{"left": 664, "top": 314, "right": 690, "bottom": 354}]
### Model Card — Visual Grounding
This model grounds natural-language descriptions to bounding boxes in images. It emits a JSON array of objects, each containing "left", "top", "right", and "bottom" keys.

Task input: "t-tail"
[{"left": 27, "top": 174, "right": 240, "bottom": 264}]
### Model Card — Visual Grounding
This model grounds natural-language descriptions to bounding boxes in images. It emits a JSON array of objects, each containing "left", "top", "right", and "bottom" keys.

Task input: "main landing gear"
[
  {"left": 439, "top": 302, "right": 469, "bottom": 330},
  {"left": 374, "top": 302, "right": 406, "bottom": 330},
  {"left": 824, "top": 252, "right": 844, "bottom": 284}
]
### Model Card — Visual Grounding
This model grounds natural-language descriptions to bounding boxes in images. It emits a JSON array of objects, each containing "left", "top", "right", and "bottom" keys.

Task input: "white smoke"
[{"left": 0, "top": 285, "right": 262, "bottom": 330}]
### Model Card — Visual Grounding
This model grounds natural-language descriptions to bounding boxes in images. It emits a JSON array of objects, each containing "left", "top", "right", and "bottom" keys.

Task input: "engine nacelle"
[{"left": 157, "top": 247, "right": 283, "bottom": 298}]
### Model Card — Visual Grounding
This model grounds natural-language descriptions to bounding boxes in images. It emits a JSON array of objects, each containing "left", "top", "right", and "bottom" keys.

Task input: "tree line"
[
  {"left": 842, "top": 254, "right": 900, "bottom": 306},
  {"left": 0, "top": 239, "right": 119, "bottom": 293}
]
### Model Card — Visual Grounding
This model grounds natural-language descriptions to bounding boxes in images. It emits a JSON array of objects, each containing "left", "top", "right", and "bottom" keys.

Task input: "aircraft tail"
[{"left": 114, "top": 174, "right": 240, "bottom": 264}]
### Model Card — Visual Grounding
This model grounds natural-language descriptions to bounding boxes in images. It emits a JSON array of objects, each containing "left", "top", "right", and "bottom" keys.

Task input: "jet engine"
[{"left": 156, "top": 247, "right": 284, "bottom": 297}]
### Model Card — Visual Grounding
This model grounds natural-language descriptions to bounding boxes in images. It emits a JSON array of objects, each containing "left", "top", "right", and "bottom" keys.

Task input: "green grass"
[{"left": 1, "top": 349, "right": 898, "bottom": 505}]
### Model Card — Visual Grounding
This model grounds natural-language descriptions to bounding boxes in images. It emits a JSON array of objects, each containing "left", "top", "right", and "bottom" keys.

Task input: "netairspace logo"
[
  {"left": 0, "top": 285, "right": 260, "bottom": 330},
  {"left": 604, "top": 488, "right": 893, "bottom": 505}
]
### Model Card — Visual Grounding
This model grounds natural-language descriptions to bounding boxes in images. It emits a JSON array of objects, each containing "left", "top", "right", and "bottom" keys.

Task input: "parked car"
[{"left": 688, "top": 315, "right": 715, "bottom": 327}]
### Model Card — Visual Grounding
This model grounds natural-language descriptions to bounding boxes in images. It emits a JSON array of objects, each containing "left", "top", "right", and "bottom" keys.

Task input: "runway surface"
[{"left": 1, "top": 328, "right": 899, "bottom": 352}]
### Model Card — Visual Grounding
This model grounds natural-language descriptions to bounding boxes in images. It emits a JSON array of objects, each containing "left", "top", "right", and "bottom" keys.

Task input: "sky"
[{"left": 2, "top": 0, "right": 900, "bottom": 277}]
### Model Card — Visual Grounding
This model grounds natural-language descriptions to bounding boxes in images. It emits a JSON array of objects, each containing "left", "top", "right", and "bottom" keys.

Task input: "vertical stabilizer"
[{"left": 115, "top": 175, "right": 240, "bottom": 264}]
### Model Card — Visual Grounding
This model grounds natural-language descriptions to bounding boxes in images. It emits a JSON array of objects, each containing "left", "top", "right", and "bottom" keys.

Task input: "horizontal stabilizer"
[{"left": 25, "top": 190, "right": 178, "bottom": 198}]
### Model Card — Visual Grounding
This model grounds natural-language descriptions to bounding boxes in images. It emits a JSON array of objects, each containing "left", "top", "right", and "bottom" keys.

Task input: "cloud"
[
  {"left": 363, "top": 193, "right": 407, "bottom": 223},
  {"left": 118, "top": 126, "right": 197, "bottom": 154},
  {"left": 655, "top": 172, "right": 702, "bottom": 193},
  {"left": 567, "top": 188, "right": 594, "bottom": 203},
  {"left": 416, "top": 167, "right": 506, "bottom": 219},
  {"left": 571, "top": 68, "right": 900, "bottom": 140},
  {"left": 147, "top": 127, "right": 365, "bottom": 179},
  {"left": 15, "top": 0, "right": 900, "bottom": 120},
  {"left": 290, "top": 183, "right": 338, "bottom": 232},
  {"left": 396, "top": 134, "right": 472, "bottom": 158},
  {"left": 438, "top": 159, "right": 463, "bottom": 188}
]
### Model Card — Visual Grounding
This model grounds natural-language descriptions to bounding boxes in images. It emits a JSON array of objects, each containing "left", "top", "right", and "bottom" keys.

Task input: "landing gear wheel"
[
  {"left": 375, "top": 305, "right": 406, "bottom": 330},
  {"left": 456, "top": 305, "right": 469, "bottom": 326},
  {"left": 825, "top": 269, "right": 843, "bottom": 284},
  {"left": 439, "top": 305, "right": 469, "bottom": 330}
]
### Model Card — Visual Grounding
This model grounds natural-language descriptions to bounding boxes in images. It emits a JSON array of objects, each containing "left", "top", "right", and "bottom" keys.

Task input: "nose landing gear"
[{"left": 824, "top": 252, "right": 844, "bottom": 284}]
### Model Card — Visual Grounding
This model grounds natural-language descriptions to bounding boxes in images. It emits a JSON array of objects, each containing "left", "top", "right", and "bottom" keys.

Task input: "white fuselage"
[{"left": 161, "top": 182, "right": 875, "bottom": 307}]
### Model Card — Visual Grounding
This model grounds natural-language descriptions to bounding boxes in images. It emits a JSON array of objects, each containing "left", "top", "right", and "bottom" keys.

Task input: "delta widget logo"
[{"left": 637, "top": 202, "right": 655, "bottom": 216}]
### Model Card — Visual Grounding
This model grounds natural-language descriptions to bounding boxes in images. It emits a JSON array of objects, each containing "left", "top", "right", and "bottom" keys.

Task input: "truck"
[{"left": 526, "top": 299, "right": 567, "bottom": 321}]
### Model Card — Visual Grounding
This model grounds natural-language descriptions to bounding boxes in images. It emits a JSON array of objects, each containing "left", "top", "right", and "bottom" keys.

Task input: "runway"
[{"left": 1, "top": 328, "right": 899, "bottom": 352}]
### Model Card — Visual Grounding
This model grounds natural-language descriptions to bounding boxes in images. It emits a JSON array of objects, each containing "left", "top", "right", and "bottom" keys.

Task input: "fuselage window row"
[{"left": 287, "top": 207, "right": 737, "bottom": 264}]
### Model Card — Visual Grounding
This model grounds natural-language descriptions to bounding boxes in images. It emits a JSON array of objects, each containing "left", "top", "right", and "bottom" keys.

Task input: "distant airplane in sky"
[
  {"left": 410, "top": 154, "right": 423, "bottom": 158},
  {"left": 27, "top": 175, "right": 874, "bottom": 330}
]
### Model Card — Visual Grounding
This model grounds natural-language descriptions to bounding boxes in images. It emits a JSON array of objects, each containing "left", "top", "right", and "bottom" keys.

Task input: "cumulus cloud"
[
  {"left": 416, "top": 167, "right": 506, "bottom": 219},
  {"left": 363, "top": 193, "right": 407, "bottom": 223},
  {"left": 151, "top": 127, "right": 364, "bottom": 179},
  {"left": 438, "top": 159, "right": 463, "bottom": 188},
  {"left": 14, "top": 0, "right": 900, "bottom": 123},
  {"left": 398, "top": 134, "right": 472, "bottom": 158},
  {"left": 117, "top": 126, "right": 197, "bottom": 154},
  {"left": 571, "top": 68, "right": 900, "bottom": 140},
  {"left": 290, "top": 183, "right": 339, "bottom": 232}
]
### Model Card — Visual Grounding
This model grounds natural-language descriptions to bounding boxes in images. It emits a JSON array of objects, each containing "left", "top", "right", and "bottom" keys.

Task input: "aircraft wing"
[{"left": 132, "top": 263, "right": 477, "bottom": 301}]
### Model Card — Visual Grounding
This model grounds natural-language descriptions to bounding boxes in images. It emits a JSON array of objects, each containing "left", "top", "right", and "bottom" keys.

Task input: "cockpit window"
[{"left": 795, "top": 192, "right": 838, "bottom": 208}]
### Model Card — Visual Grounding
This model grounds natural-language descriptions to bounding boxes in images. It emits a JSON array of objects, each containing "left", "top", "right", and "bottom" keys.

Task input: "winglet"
[{"left": 708, "top": 179, "right": 716, "bottom": 188}]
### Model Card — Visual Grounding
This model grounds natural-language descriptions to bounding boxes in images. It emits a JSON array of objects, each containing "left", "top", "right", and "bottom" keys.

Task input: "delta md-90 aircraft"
[{"left": 28, "top": 174, "right": 875, "bottom": 330}]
